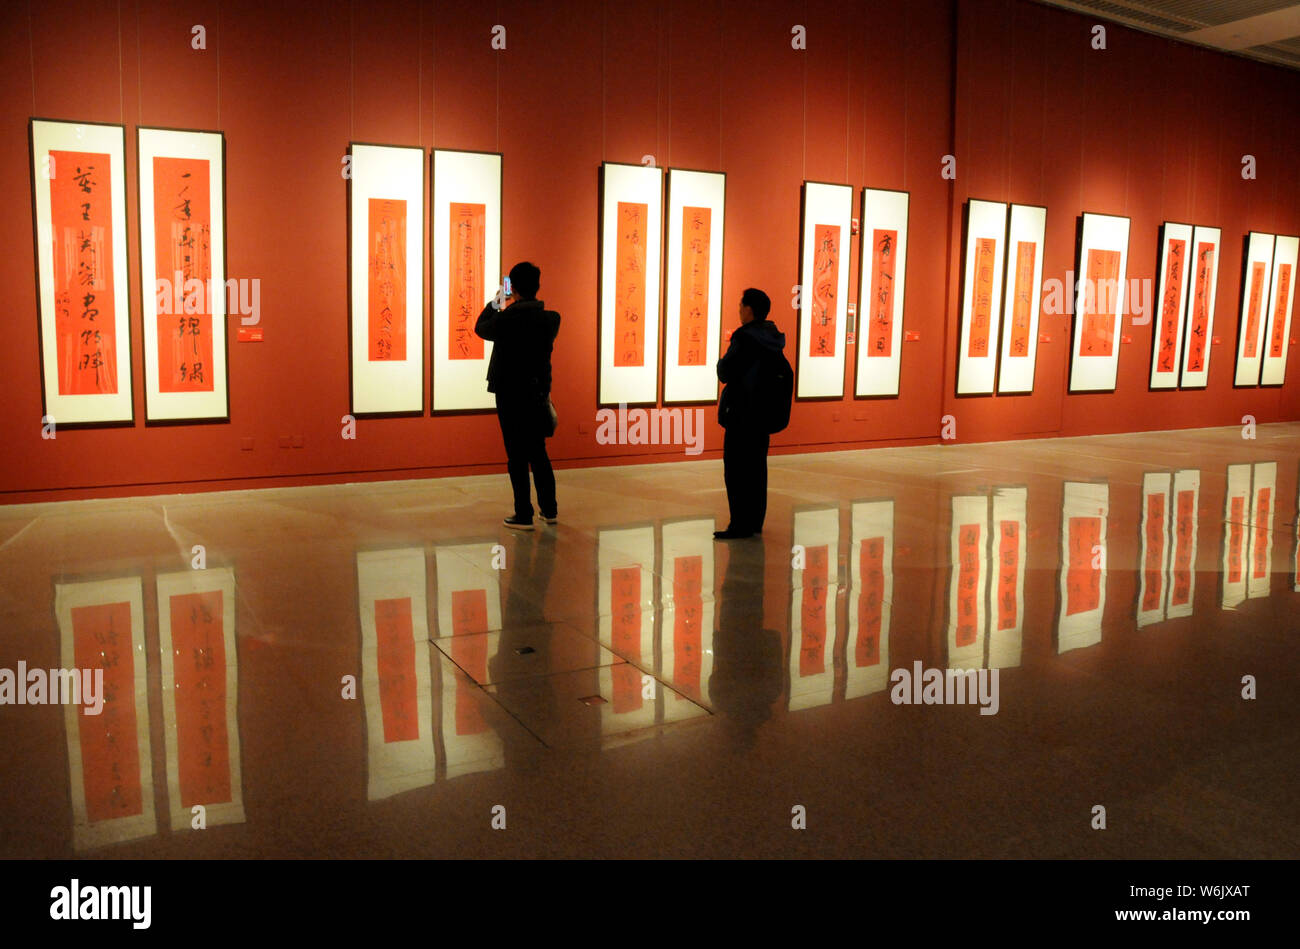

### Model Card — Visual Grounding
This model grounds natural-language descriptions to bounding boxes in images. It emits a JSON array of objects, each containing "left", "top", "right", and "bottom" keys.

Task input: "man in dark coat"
[
  {"left": 474, "top": 261, "right": 561, "bottom": 530},
  {"left": 715, "top": 288, "right": 786, "bottom": 539}
]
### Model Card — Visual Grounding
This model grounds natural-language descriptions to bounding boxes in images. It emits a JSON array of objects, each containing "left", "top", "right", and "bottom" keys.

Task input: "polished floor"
[{"left": 1, "top": 424, "right": 1298, "bottom": 859}]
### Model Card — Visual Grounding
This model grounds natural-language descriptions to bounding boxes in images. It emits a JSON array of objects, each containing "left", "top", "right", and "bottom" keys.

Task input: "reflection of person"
[
  {"left": 708, "top": 539, "right": 782, "bottom": 749},
  {"left": 715, "top": 288, "right": 786, "bottom": 540},
  {"left": 475, "top": 262, "right": 561, "bottom": 530}
]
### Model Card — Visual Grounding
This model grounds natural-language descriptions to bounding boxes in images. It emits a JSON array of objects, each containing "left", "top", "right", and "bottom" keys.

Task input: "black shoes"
[
  {"left": 713, "top": 528, "right": 754, "bottom": 539},
  {"left": 540, "top": 512, "right": 558, "bottom": 525},
  {"left": 504, "top": 515, "right": 534, "bottom": 530}
]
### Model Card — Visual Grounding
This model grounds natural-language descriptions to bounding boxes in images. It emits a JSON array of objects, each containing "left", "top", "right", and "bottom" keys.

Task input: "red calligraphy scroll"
[
  {"left": 1171, "top": 489, "right": 1195, "bottom": 606},
  {"left": 1142, "top": 494, "right": 1166, "bottom": 611},
  {"left": 996, "top": 520, "right": 1019, "bottom": 631},
  {"left": 809, "top": 224, "right": 840, "bottom": 358},
  {"left": 1186, "top": 242, "right": 1216, "bottom": 372},
  {"left": 614, "top": 202, "right": 648, "bottom": 368},
  {"left": 50, "top": 150, "right": 118, "bottom": 395},
  {"left": 800, "top": 545, "right": 830, "bottom": 675},
  {"left": 1008, "top": 241, "right": 1037, "bottom": 358},
  {"left": 154, "top": 157, "right": 214, "bottom": 392},
  {"left": 450, "top": 589, "right": 488, "bottom": 736},
  {"left": 856, "top": 538, "right": 884, "bottom": 667},
  {"left": 672, "top": 555, "right": 703, "bottom": 692},
  {"left": 1244, "top": 262, "right": 1267, "bottom": 359},
  {"left": 1155, "top": 238, "right": 1186, "bottom": 375},
  {"left": 170, "top": 591, "right": 231, "bottom": 806},
  {"left": 1228, "top": 496, "right": 1245, "bottom": 583},
  {"left": 678, "top": 207, "right": 711, "bottom": 367},
  {"left": 449, "top": 202, "right": 485, "bottom": 360},
  {"left": 375, "top": 597, "right": 418, "bottom": 743},
  {"left": 1066, "top": 516, "right": 1101, "bottom": 615},
  {"left": 72, "top": 601, "right": 141, "bottom": 821},
  {"left": 867, "top": 229, "right": 898, "bottom": 358},
  {"left": 1081, "top": 249, "right": 1121, "bottom": 357},
  {"left": 1252, "top": 489, "right": 1272, "bottom": 580},
  {"left": 610, "top": 566, "right": 643, "bottom": 712},
  {"left": 968, "top": 237, "right": 997, "bottom": 358},
  {"left": 367, "top": 198, "right": 407, "bottom": 361},
  {"left": 955, "top": 524, "right": 981, "bottom": 646},
  {"left": 1269, "top": 263, "right": 1292, "bottom": 359}
]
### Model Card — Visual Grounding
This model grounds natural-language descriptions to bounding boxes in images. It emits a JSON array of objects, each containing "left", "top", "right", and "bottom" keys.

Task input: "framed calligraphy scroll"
[
  {"left": 854, "top": 188, "right": 910, "bottom": 398},
  {"left": 599, "top": 162, "right": 663, "bottom": 406},
  {"left": 797, "top": 182, "right": 852, "bottom": 398},
  {"left": 1057, "top": 481, "right": 1108, "bottom": 654},
  {"left": 137, "top": 127, "right": 229, "bottom": 423},
  {"left": 790, "top": 507, "right": 840, "bottom": 709},
  {"left": 988, "top": 486, "right": 1027, "bottom": 669},
  {"left": 347, "top": 143, "right": 424, "bottom": 416},
  {"left": 660, "top": 518, "right": 716, "bottom": 707},
  {"left": 1220, "top": 463, "right": 1252, "bottom": 609},
  {"left": 1260, "top": 235, "right": 1298, "bottom": 387},
  {"left": 432, "top": 149, "right": 502, "bottom": 412},
  {"left": 1247, "top": 461, "right": 1276, "bottom": 599},
  {"left": 56, "top": 576, "right": 155, "bottom": 850},
  {"left": 358, "top": 547, "right": 435, "bottom": 799},
  {"left": 956, "top": 199, "right": 1008, "bottom": 395},
  {"left": 1136, "top": 472, "right": 1172, "bottom": 628},
  {"left": 947, "top": 495, "right": 988, "bottom": 670},
  {"left": 1069, "top": 213, "right": 1130, "bottom": 393},
  {"left": 1166, "top": 468, "right": 1200, "bottom": 620},
  {"left": 1179, "top": 226, "right": 1221, "bottom": 389},
  {"left": 1233, "top": 232, "right": 1275, "bottom": 387},
  {"left": 847, "top": 500, "right": 893, "bottom": 698},
  {"left": 663, "top": 168, "right": 725, "bottom": 404},
  {"left": 30, "top": 119, "right": 133, "bottom": 427},
  {"left": 996, "top": 205, "right": 1047, "bottom": 394},
  {"left": 1149, "top": 222, "right": 1193, "bottom": 391},
  {"left": 157, "top": 567, "right": 243, "bottom": 830}
]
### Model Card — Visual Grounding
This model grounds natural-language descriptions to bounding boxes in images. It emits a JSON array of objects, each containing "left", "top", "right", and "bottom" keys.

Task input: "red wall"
[{"left": 1, "top": 0, "right": 1297, "bottom": 504}]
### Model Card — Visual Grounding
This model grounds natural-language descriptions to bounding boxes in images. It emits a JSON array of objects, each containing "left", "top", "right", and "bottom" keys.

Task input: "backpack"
[{"left": 762, "top": 349, "right": 795, "bottom": 434}]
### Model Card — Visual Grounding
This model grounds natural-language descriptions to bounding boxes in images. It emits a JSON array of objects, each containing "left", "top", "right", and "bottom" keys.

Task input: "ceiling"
[{"left": 1029, "top": 0, "right": 1300, "bottom": 69}]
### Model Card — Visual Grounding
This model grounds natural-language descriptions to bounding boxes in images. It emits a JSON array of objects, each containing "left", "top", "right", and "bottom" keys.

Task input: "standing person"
[
  {"left": 714, "top": 288, "right": 789, "bottom": 540},
  {"left": 475, "top": 261, "right": 561, "bottom": 530}
]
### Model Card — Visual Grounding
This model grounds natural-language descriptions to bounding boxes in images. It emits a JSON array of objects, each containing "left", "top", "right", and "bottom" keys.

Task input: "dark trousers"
[
  {"left": 496, "top": 393, "right": 556, "bottom": 519},
  {"left": 723, "top": 426, "right": 770, "bottom": 533}
]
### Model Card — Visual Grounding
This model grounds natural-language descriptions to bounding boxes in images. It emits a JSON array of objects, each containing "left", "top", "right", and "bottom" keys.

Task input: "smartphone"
[{"left": 503, "top": 276, "right": 513, "bottom": 297}]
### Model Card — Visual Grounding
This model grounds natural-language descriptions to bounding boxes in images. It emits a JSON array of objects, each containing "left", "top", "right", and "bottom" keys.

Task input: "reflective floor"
[{"left": 1, "top": 424, "right": 1298, "bottom": 859}]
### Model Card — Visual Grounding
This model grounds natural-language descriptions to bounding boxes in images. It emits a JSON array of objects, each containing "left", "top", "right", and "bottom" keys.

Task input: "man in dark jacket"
[
  {"left": 475, "top": 261, "right": 561, "bottom": 530},
  {"left": 715, "top": 288, "right": 786, "bottom": 539}
]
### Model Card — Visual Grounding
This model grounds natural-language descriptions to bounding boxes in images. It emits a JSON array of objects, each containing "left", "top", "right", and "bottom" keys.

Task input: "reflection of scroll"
[
  {"left": 596, "top": 527, "right": 659, "bottom": 735},
  {"left": 790, "top": 508, "right": 839, "bottom": 708},
  {"left": 358, "top": 548, "right": 433, "bottom": 800},
  {"left": 1221, "top": 464, "right": 1251, "bottom": 609},
  {"left": 677, "top": 207, "right": 711, "bottom": 367},
  {"left": 1137, "top": 473, "right": 1171, "bottom": 628},
  {"left": 57, "top": 576, "right": 155, "bottom": 850},
  {"left": 1007, "top": 241, "right": 1036, "bottom": 358},
  {"left": 1057, "top": 482, "right": 1108, "bottom": 654},
  {"left": 948, "top": 496, "right": 987, "bottom": 669},
  {"left": 50, "top": 149, "right": 119, "bottom": 395},
  {"left": 660, "top": 519, "right": 715, "bottom": 707},
  {"left": 809, "top": 224, "right": 840, "bottom": 358},
  {"left": 867, "top": 229, "right": 898, "bottom": 358},
  {"left": 1154, "top": 238, "right": 1186, "bottom": 376},
  {"left": 433, "top": 542, "right": 504, "bottom": 777},
  {"left": 158, "top": 567, "right": 243, "bottom": 831},
  {"left": 967, "top": 237, "right": 997, "bottom": 358},
  {"left": 1081, "top": 249, "right": 1120, "bottom": 357},
  {"left": 989, "top": 487, "right": 1026, "bottom": 669},
  {"left": 1243, "top": 262, "right": 1267, "bottom": 359},
  {"left": 1185, "top": 242, "right": 1216, "bottom": 372},
  {"left": 1167, "top": 469, "right": 1200, "bottom": 620},
  {"left": 847, "top": 501, "right": 892, "bottom": 698},
  {"left": 1248, "top": 461, "right": 1276, "bottom": 600},
  {"left": 154, "top": 156, "right": 214, "bottom": 392},
  {"left": 613, "top": 202, "right": 648, "bottom": 367},
  {"left": 367, "top": 197, "right": 407, "bottom": 362},
  {"left": 448, "top": 202, "right": 486, "bottom": 360}
]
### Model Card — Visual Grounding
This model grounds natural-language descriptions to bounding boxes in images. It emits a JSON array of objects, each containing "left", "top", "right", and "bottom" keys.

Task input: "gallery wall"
[{"left": 1, "top": 0, "right": 1297, "bottom": 504}]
